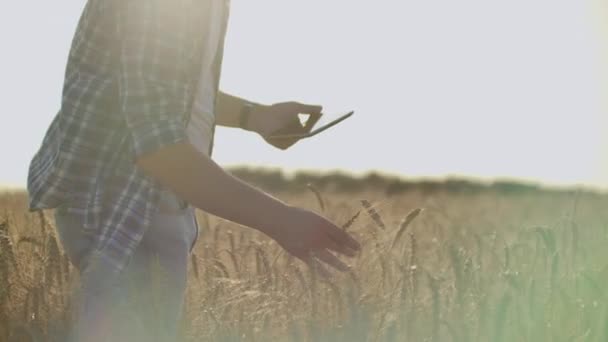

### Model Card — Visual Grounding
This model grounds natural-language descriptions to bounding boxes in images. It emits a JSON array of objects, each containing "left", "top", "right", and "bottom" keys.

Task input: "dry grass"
[{"left": 1, "top": 185, "right": 608, "bottom": 341}]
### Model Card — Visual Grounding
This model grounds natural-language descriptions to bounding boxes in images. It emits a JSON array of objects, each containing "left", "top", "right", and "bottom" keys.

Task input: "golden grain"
[{"left": 1, "top": 184, "right": 607, "bottom": 341}]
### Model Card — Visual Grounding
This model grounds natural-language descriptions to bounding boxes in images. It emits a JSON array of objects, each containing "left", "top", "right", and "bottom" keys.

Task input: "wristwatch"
[{"left": 239, "top": 102, "right": 255, "bottom": 130}]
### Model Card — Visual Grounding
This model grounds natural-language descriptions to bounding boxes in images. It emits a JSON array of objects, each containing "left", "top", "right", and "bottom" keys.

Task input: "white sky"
[{"left": 1, "top": 0, "right": 607, "bottom": 189}]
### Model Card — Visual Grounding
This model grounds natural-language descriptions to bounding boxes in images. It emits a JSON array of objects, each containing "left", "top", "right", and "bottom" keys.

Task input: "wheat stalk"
[
  {"left": 212, "top": 259, "right": 230, "bottom": 278},
  {"left": 0, "top": 222, "right": 14, "bottom": 305},
  {"left": 45, "top": 234, "right": 61, "bottom": 289},
  {"left": 191, "top": 253, "right": 200, "bottom": 281},
  {"left": 408, "top": 232, "right": 418, "bottom": 317},
  {"left": 341, "top": 210, "right": 361, "bottom": 231},
  {"left": 306, "top": 183, "right": 326, "bottom": 212},
  {"left": 391, "top": 208, "right": 423, "bottom": 251},
  {"left": 427, "top": 272, "right": 440, "bottom": 342}
]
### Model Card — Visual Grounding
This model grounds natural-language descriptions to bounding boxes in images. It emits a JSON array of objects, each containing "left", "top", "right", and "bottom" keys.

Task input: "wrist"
[
  {"left": 250, "top": 104, "right": 270, "bottom": 135},
  {"left": 257, "top": 202, "right": 293, "bottom": 237},
  {"left": 238, "top": 102, "right": 254, "bottom": 130},
  {"left": 239, "top": 102, "right": 266, "bottom": 133}
]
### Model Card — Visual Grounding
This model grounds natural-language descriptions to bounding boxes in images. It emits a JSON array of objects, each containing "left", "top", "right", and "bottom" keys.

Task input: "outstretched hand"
[
  {"left": 248, "top": 102, "right": 322, "bottom": 150},
  {"left": 266, "top": 206, "right": 361, "bottom": 276}
]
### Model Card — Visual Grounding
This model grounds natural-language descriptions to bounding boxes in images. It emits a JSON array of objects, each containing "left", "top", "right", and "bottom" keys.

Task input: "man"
[{"left": 27, "top": 0, "right": 360, "bottom": 341}]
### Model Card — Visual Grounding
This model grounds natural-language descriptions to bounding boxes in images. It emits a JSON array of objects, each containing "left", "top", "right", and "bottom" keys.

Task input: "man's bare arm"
[
  {"left": 137, "top": 142, "right": 286, "bottom": 233},
  {"left": 136, "top": 142, "right": 361, "bottom": 271}
]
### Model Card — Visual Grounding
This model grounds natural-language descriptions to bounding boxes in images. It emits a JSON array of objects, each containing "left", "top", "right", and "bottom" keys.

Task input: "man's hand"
[
  {"left": 265, "top": 206, "right": 361, "bottom": 275},
  {"left": 248, "top": 102, "right": 323, "bottom": 150}
]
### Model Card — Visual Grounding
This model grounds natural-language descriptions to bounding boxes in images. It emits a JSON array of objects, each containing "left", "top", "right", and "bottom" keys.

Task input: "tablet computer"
[{"left": 267, "top": 111, "right": 354, "bottom": 140}]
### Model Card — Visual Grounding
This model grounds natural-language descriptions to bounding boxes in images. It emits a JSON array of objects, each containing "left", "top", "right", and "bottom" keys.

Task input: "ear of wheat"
[
  {"left": 361, "top": 200, "right": 386, "bottom": 230},
  {"left": 391, "top": 208, "right": 423, "bottom": 250}
]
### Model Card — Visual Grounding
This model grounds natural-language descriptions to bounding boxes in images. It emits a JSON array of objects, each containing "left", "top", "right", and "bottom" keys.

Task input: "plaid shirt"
[{"left": 27, "top": 0, "right": 229, "bottom": 285}]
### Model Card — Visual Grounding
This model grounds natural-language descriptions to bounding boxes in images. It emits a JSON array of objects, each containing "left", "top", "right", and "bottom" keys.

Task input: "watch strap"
[{"left": 239, "top": 102, "right": 255, "bottom": 129}]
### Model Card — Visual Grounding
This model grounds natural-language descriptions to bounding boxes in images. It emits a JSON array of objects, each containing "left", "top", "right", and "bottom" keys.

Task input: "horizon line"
[{"left": 2, "top": 165, "right": 606, "bottom": 193}]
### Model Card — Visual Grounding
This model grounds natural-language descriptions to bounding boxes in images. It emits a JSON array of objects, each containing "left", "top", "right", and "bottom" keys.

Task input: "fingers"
[
  {"left": 324, "top": 235, "right": 357, "bottom": 257},
  {"left": 303, "top": 112, "right": 322, "bottom": 132},
  {"left": 302, "top": 255, "right": 332, "bottom": 279},
  {"left": 325, "top": 225, "right": 361, "bottom": 253},
  {"left": 291, "top": 103, "right": 322, "bottom": 132},
  {"left": 297, "top": 103, "right": 322, "bottom": 115},
  {"left": 314, "top": 250, "right": 351, "bottom": 272}
]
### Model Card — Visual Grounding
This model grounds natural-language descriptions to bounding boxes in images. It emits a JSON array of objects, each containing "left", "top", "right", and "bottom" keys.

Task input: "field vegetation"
[{"left": 1, "top": 169, "right": 607, "bottom": 341}]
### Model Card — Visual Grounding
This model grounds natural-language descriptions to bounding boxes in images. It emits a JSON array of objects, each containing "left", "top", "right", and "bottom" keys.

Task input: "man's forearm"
[
  {"left": 136, "top": 142, "right": 287, "bottom": 235},
  {"left": 215, "top": 91, "right": 262, "bottom": 130}
]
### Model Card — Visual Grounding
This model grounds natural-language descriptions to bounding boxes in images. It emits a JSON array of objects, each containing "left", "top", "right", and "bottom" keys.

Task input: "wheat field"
[{"left": 1, "top": 176, "right": 608, "bottom": 341}]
